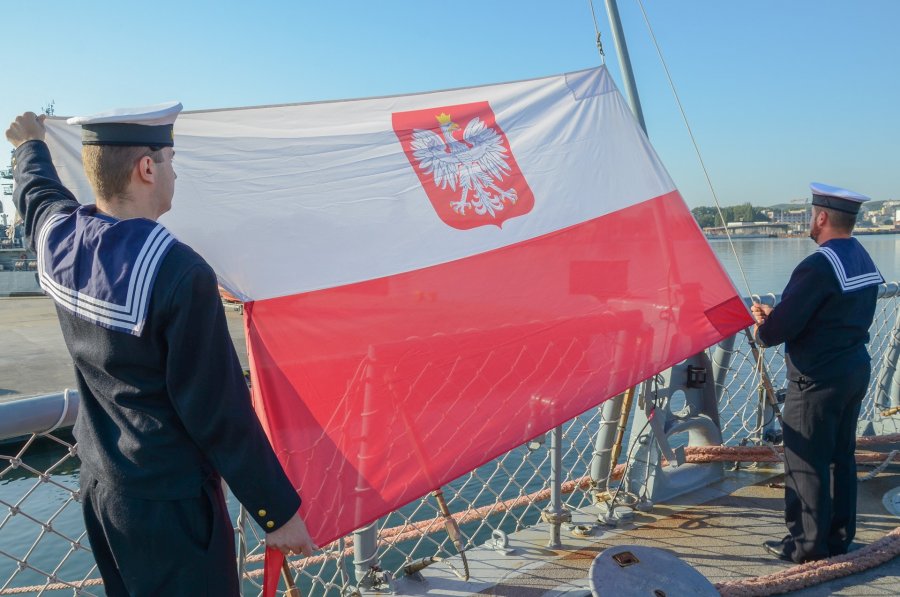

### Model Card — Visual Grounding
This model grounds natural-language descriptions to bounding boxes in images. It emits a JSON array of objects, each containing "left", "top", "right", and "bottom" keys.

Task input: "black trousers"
[
  {"left": 81, "top": 473, "right": 240, "bottom": 597},
  {"left": 780, "top": 366, "right": 869, "bottom": 563}
]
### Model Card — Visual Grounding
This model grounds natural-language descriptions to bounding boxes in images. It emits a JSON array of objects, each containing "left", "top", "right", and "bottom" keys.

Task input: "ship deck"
[
  {"left": 2, "top": 296, "right": 898, "bottom": 595},
  {"left": 394, "top": 466, "right": 900, "bottom": 596}
]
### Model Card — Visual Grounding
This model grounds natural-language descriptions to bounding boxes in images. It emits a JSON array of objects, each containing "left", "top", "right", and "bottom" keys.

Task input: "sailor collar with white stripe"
[
  {"left": 37, "top": 206, "right": 176, "bottom": 335},
  {"left": 816, "top": 238, "right": 883, "bottom": 294}
]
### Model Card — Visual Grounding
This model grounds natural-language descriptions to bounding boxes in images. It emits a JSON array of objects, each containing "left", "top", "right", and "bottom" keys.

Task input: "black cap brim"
[
  {"left": 81, "top": 123, "right": 174, "bottom": 147},
  {"left": 811, "top": 194, "right": 862, "bottom": 215}
]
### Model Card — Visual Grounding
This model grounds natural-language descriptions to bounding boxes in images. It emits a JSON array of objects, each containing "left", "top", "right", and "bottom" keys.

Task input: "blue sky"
[{"left": 2, "top": 0, "right": 898, "bottom": 220}]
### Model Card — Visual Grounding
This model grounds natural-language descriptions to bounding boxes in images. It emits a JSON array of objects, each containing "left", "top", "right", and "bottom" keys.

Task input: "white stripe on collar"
[
  {"left": 816, "top": 246, "right": 883, "bottom": 293},
  {"left": 37, "top": 212, "right": 175, "bottom": 335}
]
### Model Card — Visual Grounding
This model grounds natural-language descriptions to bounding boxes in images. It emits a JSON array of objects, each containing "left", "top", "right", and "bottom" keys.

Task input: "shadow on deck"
[{"left": 394, "top": 465, "right": 899, "bottom": 596}]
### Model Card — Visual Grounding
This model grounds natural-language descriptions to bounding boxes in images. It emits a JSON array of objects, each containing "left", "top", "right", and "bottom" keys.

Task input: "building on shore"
[
  {"left": 704, "top": 221, "right": 791, "bottom": 239},
  {"left": 764, "top": 207, "right": 810, "bottom": 234}
]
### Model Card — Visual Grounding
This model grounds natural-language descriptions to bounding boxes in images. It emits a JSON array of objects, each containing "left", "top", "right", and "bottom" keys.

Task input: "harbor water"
[
  {"left": 1, "top": 234, "right": 898, "bottom": 595},
  {"left": 711, "top": 234, "right": 899, "bottom": 297}
]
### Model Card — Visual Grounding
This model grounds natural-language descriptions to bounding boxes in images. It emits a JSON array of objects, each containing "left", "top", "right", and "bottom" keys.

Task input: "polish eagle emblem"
[
  {"left": 393, "top": 102, "right": 535, "bottom": 230},
  {"left": 410, "top": 112, "right": 518, "bottom": 217}
]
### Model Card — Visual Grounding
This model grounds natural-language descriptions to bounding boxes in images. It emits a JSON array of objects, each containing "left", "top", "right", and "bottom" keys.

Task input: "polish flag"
[{"left": 45, "top": 66, "right": 751, "bottom": 594}]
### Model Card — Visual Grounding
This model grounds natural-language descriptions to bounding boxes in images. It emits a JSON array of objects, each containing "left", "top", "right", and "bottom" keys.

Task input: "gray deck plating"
[{"left": 393, "top": 467, "right": 900, "bottom": 596}]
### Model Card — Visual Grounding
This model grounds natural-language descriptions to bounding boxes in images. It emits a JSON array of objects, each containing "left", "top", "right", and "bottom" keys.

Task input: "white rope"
[{"left": 45, "top": 389, "right": 72, "bottom": 434}]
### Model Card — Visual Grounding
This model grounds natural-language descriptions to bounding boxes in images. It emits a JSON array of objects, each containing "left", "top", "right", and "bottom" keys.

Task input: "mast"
[{"left": 604, "top": 0, "right": 647, "bottom": 134}]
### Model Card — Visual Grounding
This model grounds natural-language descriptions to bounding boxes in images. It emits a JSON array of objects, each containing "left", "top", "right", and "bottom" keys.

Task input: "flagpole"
[{"left": 604, "top": 0, "right": 647, "bottom": 134}]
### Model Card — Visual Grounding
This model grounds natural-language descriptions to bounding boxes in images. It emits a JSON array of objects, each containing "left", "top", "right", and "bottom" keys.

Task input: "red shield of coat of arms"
[{"left": 392, "top": 101, "right": 535, "bottom": 230}]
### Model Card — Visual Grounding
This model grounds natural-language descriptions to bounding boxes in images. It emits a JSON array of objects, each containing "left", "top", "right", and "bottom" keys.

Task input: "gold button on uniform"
[
  {"left": 266, "top": 521, "right": 275, "bottom": 529},
  {"left": 258, "top": 509, "right": 267, "bottom": 517}
]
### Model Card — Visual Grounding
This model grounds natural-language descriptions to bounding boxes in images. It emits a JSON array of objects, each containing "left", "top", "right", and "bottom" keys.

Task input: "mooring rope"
[
  {"left": 250, "top": 440, "right": 900, "bottom": 566},
  {"left": 716, "top": 526, "right": 900, "bottom": 597}
]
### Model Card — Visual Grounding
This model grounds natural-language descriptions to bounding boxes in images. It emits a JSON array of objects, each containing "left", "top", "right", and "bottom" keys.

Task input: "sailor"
[
  {"left": 5, "top": 107, "right": 316, "bottom": 596},
  {"left": 751, "top": 183, "right": 883, "bottom": 563}
]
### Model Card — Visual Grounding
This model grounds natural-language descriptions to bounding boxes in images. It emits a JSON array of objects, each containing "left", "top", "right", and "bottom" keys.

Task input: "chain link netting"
[
  {"left": 0, "top": 434, "right": 99, "bottom": 596},
  {"left": 2, "top": 288, "right": 898, "bottom": 596}
]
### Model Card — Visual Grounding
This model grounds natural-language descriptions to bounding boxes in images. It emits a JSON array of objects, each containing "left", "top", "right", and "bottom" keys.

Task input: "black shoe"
[
  {"left": 763, "top": 539, "right": 793, "bottom": 562},
  {"left": 829, "top": 541, "right": 864, "bottom": 556}
]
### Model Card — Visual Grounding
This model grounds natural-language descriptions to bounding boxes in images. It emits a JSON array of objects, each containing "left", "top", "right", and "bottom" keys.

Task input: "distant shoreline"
[
  {"left": 706, "top": 229, "right": 899, "bottom": 240},
  {"left": 854, "top": 229, "right": 900, "bottom": 236}
]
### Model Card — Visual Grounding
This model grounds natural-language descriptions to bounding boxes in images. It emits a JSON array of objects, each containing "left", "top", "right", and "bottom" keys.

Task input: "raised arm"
[
  {"left": 5, "top": 112, "right": 45, "bottom": 148},
  {"left": 6, "top": 112, "right": 79, "bottom": 249}
]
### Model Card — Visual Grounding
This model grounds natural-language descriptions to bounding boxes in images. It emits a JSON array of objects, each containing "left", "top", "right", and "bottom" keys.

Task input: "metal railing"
[{"left": 1, "top": 284, "right": 898, "bottom": 596}]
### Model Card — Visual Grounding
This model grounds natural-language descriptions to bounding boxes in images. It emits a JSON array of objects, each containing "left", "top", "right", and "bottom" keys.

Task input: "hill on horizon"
[{"left": 699, "top": 199, "right": 894, "bottom": 212}]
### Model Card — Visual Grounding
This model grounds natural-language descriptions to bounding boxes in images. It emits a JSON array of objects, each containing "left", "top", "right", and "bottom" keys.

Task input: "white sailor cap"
[
  {"left": 810, "top": 182, "right": 870, "bottom": 215},
  {"left": 66, "top": 101, "right": 182, "bottom": 147}
]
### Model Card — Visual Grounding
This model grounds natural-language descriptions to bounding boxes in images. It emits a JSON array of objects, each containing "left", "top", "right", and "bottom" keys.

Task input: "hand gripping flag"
[{"left": 44, "top": 66, "right": 752, "bottom": 595}]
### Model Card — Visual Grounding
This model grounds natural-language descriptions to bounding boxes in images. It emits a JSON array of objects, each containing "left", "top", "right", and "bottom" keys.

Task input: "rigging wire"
[
  {"left": 630, "top": 0, "right": 773, "bottom": 423},
  {"left": 587, "top": 0, "right": 606, "bottom": 64},
  {"left": 593, "top": 0, "right": 776, "bottom": 448},
  {"left": 631, "top": 0, "right": 755, "bottom": 300}
]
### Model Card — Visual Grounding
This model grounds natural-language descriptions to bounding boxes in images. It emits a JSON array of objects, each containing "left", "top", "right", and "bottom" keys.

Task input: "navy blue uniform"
[
  {"left": 756, "top": 238, "right": 881, "bottom": 562},
  {"left": 13, "top": 140, "right": 301, "bottom": 596}
]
